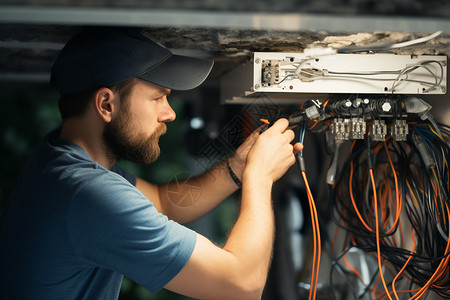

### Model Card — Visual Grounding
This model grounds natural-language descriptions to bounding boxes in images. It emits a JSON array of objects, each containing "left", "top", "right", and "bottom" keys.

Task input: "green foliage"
[{"left": 0, "top": 89, "right": 61, "bottom": 207}]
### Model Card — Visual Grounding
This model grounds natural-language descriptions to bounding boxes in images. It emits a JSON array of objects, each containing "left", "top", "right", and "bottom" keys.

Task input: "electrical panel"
[
  {"left": 220, "top": 52, "right": 447, "bottom": 105},
  {"left": 253, "top": 52, "right": 446, "bottom": 95},
  {"left": 218, "top": 40, "right": 450, "bottom": 299}
]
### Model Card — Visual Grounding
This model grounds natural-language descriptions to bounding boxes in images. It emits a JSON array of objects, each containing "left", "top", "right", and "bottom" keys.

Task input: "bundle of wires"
[
  {"left": 293, "top": 60, "right": 445, "bottom": 94},
  {"left": 297, "top": 121, "right": 322, "bottom": 300},
  {"left": 330, "top": 122, "right": 450, "bottom": 299}
]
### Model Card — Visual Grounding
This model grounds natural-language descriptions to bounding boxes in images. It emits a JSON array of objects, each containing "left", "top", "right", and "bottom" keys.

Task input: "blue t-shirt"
[{"left": 0, "top": 130, "right": 197, "bottom": 299}]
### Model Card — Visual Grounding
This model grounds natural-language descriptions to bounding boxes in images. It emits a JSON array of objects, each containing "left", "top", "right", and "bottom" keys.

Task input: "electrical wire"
[
  {"left": 303, "top": 170, "right": 321, "bottom": 300},
  {"left": 296, "top": 121, "right": 321, "bottom": 300},
  {"left": 273, "top": 59, "right": 444, "bottom": 95},
  {"left": 331, "top": 121, "right": 450, "bottom": 299},
  {"left": 295, "top": 60, "right": 444, "bottom": 93},
  {"left": 336, "top": 31, "right": 442, "bottom": 53},
  {"left": 257, "top": 99, "right": 450, "bottom": 299}
]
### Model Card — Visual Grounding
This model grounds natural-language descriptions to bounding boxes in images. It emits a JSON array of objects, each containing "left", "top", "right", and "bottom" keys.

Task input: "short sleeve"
[
  {"left": 67, "top": 171, "right": 196, "bottom": 292},
  {"left": 111, "top": 164, "right": 136, "bottom": 186}
]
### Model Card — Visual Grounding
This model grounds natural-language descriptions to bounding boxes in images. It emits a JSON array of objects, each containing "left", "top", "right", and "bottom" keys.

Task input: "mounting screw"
[
  {"left": 441, "top": 61, "right": 447, "bottom": 67},
  {"left": 382, "top": 102, "right": 392, "bottom": 112},
  {"left": 255, "top": 58, "right": 261, "bottom": 64},
  {"left": 441, "top": 87, "right": 446, "bottom": 93},
  {"left": 254, "top": 84, "right": 260, "bottom": 90}
]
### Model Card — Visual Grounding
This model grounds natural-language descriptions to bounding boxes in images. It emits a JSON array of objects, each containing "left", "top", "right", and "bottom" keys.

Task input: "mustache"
[{"left": 154, "top": 123, "right": 167, "bottom": 137}]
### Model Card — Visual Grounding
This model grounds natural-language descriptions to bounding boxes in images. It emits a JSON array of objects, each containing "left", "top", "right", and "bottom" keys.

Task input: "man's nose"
[{"left": 158, "top": 97, "right": 176, "bottom": 123}]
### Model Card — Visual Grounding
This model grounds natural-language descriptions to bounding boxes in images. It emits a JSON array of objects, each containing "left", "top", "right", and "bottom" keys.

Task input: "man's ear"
[{"left": 94, "top": 87, "right": 116, "bottom": 123}]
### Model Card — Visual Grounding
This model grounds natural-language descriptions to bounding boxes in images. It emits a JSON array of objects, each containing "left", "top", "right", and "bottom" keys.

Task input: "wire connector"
[
  {"left": 296, "top": 152, "right": 306, "bottom": 172},
  {"left": 351, "top": 118, "right": 366, "bottom": 140},
  {"left": 288, "top": 115, "right": 305, "bottom": 126},
  {"left": 331, "top": 118, "right": 351, "bottom": 140},
  {"left": 392, "top": 120, "right": 409, "bottom": 141},
  {"left": 371, "top": 120, "right": 387, "bottom": 142},
  {"left": 412, "top": 134, "right": 435, "bottom": 169}
]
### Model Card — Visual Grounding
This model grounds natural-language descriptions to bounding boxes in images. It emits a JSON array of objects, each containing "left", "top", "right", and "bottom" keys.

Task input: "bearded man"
[{"left": 0, "top": 27, "right": 302, "bottom": 300}]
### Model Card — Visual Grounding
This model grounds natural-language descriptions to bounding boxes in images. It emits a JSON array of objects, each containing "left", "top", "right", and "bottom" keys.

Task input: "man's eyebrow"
[{"left": 153, "top": 88, "right": 171, "bottom": 98}]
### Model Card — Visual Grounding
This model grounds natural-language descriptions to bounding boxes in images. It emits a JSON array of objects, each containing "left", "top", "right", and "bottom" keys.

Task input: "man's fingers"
[
  {"left": 284, "top": 128, "right": 296, "bottom": 141},
  {"left": 268, "top": 118, "right": 289, "bottom": 133}
]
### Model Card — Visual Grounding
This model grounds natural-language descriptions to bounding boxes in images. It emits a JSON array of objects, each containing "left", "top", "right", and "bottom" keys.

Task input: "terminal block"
[
  {"left": 261, "top": 60, "right": 279, "bottom": 87},
  {"left": 351, "top": 118, "right": 366, "bottom": 140},
  {"left": 371, "top": 120, "right": 387, "bottom": 141},
  {"left": 331, "top": 118, "right": 351, "bottom": 140},
  {"left": 392, "top": 120, "right": 409, "bottom": 141}
]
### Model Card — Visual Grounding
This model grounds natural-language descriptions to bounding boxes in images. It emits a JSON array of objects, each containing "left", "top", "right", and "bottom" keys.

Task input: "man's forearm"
[
  {"left": 164, "top": 174, "right": 275, "bottom": 300},
  {"left": 159, "top": 158, "right": 242, "bottom": 224},
  {"left": 222, "top": 174, "right": 275, "bottom": 292}
]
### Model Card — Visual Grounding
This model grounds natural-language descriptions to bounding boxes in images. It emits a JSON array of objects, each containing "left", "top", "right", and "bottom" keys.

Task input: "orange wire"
[
  {"left": 341, "top": 136, "right": 450, "bottom": 299},
  {"left": 428, "top": 171, "right": 442, "bottom": 227},
  {"left": 350, "top": 159, "right": 372, "bottom": 232},
  {"left": 384, "top": 142, "right": 401, "bottom": 235},
  {"left": 372, "top": 273, "right": 382, "bottom": 300},
  {"left": 374, "top": 142, "right": 384, "bottom": 153},
  {"left": 409, "top": 202, "right": 450, "bottom": 300},
  {"left": 342, "top": 253, "right": 374, "bottom": 292},
  {"left": 330, "top": 224, "right": 340, "bottom": 257},
  {"left": 392, "top": 227, "right": 417, "bottom": 300},
  {"left": 307, "top": 184, "right": 319, "bottom": 300},
  {"left": 287, "top": 111, "right": 297, "bottom": 119},
  {"left": 431, "top": 168, "right": 446, "bottom": 227},
  {"left": 302, "top": 171, "right": 321, "bottom": 300},
  {"left": 307, "top": 186, "right": 317, "bottom": 300},
  {"left": 260, "top": 118, "right": 270, "bottom": 125},
  {"left": 370, "top": 168, "right": 394, "bottom": 300},
  {"left": 307, "top": 120, "right": 320, "bottom": 130}
]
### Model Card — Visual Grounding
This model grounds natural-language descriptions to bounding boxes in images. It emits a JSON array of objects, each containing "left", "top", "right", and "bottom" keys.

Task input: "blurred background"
[{"left": 0, "top": 0, "right": 449, "bottom": 299}]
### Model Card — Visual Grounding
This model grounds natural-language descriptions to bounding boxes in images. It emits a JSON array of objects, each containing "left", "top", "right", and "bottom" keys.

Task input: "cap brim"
[{"left": 137, "top": 54, "right": 214, "bottom": 91}]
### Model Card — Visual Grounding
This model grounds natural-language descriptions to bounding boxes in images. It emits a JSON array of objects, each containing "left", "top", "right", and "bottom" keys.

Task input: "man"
[{"left": 0, "top": 27, "right": 302, "bottom": 299}]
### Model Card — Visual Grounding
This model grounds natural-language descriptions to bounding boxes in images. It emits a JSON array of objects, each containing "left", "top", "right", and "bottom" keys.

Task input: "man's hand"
[
  {"left": 165, "top": 119, "right": 304, "bottom": 300},
  {"left": 244, "top": 118, "right": 303, "bottom": 185}
]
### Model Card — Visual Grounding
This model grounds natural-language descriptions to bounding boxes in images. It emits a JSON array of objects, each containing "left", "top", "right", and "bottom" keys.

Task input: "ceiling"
[{"left": 0, "top": 1, "right": 449, "bottom": 89}]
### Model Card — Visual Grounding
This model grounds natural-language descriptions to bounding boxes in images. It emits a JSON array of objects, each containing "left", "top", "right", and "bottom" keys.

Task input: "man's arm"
[
  {"left": 164, "top": 119, "right": 302, "bottom": 299},
  {"left": 136, "top": 128, "right": 260, "bottom": 224}
]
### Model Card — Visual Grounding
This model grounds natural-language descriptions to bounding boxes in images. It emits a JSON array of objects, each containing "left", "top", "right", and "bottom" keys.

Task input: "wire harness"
[
  {"left": 259, "top": 95, "right": 450, "bottom": 299},
  {"left": 330, "top": 122, "right": 450, "bottom": 299}
]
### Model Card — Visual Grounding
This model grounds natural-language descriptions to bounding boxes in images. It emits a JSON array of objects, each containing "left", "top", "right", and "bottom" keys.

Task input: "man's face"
[{"left": 102, "top": 80, "right": 175, "bottom": 164}]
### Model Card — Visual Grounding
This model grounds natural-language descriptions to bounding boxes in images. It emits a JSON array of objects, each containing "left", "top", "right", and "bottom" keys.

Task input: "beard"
[{"left": 102, "top": 109, "right": 167, "bottom": 165}]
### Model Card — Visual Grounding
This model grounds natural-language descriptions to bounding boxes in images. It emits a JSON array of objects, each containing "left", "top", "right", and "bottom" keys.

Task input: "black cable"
[{"left": 331, "top": 123, "right": 450, "bottom": 296}]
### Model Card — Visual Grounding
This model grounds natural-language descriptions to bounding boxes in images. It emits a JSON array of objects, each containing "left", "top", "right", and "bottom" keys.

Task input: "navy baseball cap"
[{"left": 51, "top": 27, "right": 214, "bottom": 95}]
